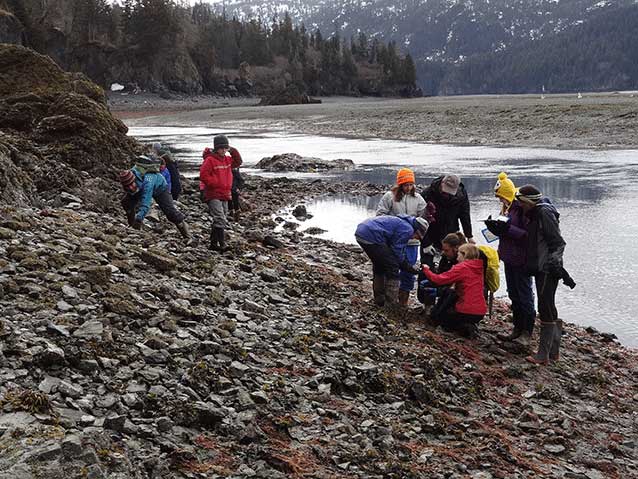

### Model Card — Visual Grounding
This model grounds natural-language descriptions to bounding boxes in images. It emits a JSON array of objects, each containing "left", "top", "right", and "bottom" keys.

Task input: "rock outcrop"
[
  {"left": 256, "top": 153, "right": 355, "bottom": 172},
  {"left": 0, "top": 44, "right": 140, "bottom": 210}
]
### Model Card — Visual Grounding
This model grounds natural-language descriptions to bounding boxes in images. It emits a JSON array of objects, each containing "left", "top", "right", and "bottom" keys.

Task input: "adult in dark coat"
[
  {"left": 516, "top": 185, "right": 568, "bottom": 365},
  {"left": 420, "top": 175, "right": 474, "bottom": 267}
]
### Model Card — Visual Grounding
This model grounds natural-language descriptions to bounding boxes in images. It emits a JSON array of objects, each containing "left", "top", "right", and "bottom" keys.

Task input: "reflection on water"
[
  {"left": 280, "top": 191, "right": 638, "bottom": 348},
  {"left": 127, "top": 126, "right": 638, "bottom": 347}
]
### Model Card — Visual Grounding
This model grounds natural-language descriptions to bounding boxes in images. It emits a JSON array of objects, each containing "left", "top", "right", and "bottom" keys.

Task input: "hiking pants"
[
  {"left": 357, "top": 241, "right": 400, "bottom": 280},
  {"left": 399, "top": 244, "right": 419, "bottom": 291},
  {"left": 207, "top": 199, "right": 229, "bottom": 229},
  {"left": 535, "top": 272, "right": 560, "bottom": 323},
  {"left": 505, "top": 263, "right": 535, "bottom": 333},
  {"left": 438, "top": 310, "right": 483, "bottom": 335},
  {"left": 121, "top": 190, "right": 184, "bottom": 225}
]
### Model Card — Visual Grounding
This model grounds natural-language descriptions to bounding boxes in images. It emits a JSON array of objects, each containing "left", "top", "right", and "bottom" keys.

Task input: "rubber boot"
[
  {"left": 125, "top": 209, "right": 136, "bottom": 227},
  {"left": 549, "top": 319, "right": 563, "bottom": 361},
  {"left": 526, "top": 322, "right": 555, "bottom": 365},
  {"left": 372, "top": 275, "right": 386, "bottom": 306},
  {"left": 233, "top": 209, "right": 241, "bottom": 222},
  {"left": 216, "top": 228, "right": 231, "bottom": 252},
  {"left": 384, "top": 278, "right": 400, "bottom": 312},
  {"left": 209, "top": 227, "right": 219, "bottom": 251},
  {"left": 398, "top": 290, "right": 410, "bottom": 307},
  {"left": 498, "top": 327, "right": 522, "bottom": 342},
  {"left": 176, "top": 222, "right": 195, "bottom": 245}
]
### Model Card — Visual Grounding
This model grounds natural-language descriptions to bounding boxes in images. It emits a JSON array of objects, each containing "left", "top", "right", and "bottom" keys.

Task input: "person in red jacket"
[
  {"left": 200, "top": 135, "right": 242, "bottom": 251},
  {"left": 421, "top": 243, "right": 487, "bottom": 338}
]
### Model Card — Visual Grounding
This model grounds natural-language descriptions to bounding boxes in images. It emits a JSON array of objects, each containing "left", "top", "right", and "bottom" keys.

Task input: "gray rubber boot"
[
  {"left": 527, "top": 322, "right": 555, "bottom": 365},
  {"left": 384, "top": 278, "right": 400, "bottom": 308},
  {"left": 372, "top": 275, "right": 386, "bottom": 306},
  {"left": 550, "top": 319, "right": 563, "bottom": 361}
]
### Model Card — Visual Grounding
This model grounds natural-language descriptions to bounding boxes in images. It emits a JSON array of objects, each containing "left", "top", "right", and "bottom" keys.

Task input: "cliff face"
[{"left": 0, "top": 44, "right": 140, "bottom": 210}]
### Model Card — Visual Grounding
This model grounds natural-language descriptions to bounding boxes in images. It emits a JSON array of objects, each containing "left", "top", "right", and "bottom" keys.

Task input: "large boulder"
[
  {"left": 0, "top": 44, "right": 140, "bottom": 210},
  {"left": 255, "top": 153, "right": 355, "bottom": 172}
]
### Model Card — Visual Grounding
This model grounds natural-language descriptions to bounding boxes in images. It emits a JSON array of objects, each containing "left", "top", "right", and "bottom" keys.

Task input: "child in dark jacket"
[{"left": 422, "top": 243, "right": 487, "bottom": 338}]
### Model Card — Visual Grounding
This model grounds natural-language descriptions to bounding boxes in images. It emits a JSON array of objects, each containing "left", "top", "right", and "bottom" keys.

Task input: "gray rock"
[
  {"left": 73, "top": 320, "right": 103, "bottom": 339},
  {"left": 61, "top": 434, "right": 83, "bottom": 458}
]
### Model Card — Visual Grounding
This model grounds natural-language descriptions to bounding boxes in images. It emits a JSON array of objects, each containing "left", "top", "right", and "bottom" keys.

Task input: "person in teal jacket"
[{"left": 119, "top": 155, "right": 191, "bottom": 242}]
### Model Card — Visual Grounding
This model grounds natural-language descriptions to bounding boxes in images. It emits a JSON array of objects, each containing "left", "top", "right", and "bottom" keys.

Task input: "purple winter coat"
[{"left": 498, "top": 201, "right": 528, "bottom": 267}]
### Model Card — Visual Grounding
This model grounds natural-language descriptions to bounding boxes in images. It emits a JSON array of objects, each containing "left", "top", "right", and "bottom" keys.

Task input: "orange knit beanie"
[{"left": 396, "top": 168, "right": 415, "bottom": 185}]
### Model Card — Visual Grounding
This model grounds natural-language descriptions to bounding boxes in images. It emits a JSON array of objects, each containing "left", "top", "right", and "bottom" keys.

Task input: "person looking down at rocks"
[
  {"left": 152, "top": 142, "right": 182, "bottom": 201},
  {"left": 421, "top": 174, "right": 474, "bottom": 269},
  {"left": 119, "top": 155, "right": 192, "bottom": 242},
  {"left": 355, "top": 215, "right": 429, "bottom": 308},
  {"left": 421, "top": 243, "right": 487, "bottom": 338},
  {"left": 484, "top": 173, "right": 535, "bottom": 345},
  {"left": 417, "top": 232, "right": 467, "bottom": 304},
  {"left": 376, "top": 167, "right": 428, "bottom": 306},
  {"left": 200, "top": 135, "right": 242, "bottom": 252},
  {"left": 515, "top": 185, "right": 570, "bottom": 365}
]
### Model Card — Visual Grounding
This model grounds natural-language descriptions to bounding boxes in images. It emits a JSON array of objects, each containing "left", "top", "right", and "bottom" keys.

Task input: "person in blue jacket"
[
  {"left": 119, "top": 155, "right": 191, "bottom": 242},
  {"left": 355, "top": 215, "right": 429, "bottom": 307}
]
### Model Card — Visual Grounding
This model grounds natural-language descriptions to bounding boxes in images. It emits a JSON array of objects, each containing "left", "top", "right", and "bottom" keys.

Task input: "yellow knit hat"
[
  {"left": 494, "top": 172, "right": 516, "bottom": 203},
  {"left": 397, "top": 168, "right": 415, "bottom": 185}
]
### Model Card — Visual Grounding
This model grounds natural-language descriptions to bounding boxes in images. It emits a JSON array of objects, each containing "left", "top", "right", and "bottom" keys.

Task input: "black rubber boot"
[
  {"left": 372, "top": 275, "right": 385, "bottom": 306},
  {"left": 215, "top": 228, "right": 230, "bottom": 252},
  {"left": 209, "top": 227, "right": 219, "bottom": 251},
  {"left": 550, "top": 319, "right": 563, "bottom": 361},
  {"left": 498, "top": 327, "right": 523, "bottom": 342}
]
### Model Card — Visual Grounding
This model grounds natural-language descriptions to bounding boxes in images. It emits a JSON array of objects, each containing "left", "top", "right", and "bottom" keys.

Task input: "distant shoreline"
[{"left": 121, "top": 91, "right": 638, "bottom": 150}]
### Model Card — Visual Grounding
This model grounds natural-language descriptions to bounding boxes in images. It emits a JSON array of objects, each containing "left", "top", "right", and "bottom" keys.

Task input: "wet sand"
[{"left": 119, "top": 92, "right": 638, "bottom": 149}]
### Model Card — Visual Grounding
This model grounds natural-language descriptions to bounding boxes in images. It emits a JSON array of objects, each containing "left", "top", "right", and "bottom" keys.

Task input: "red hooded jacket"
[
  {"left": 199, "top": 147, "right": 242, "bottom": 201},
  {"left": 423, "top": 259, "right": 487, "bottom": 316}
]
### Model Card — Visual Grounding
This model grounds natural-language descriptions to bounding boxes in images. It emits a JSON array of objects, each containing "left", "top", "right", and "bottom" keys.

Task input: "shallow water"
[{"left": 128, "top": 126, "right": 638, "bottom": 347}]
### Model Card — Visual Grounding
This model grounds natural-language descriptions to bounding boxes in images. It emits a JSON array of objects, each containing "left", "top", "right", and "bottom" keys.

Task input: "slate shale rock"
[
  {"left": 0, "top": 174, "right": 637, "bottom": 478},
  {"left": 256, "top": 153, "right": 355, "bottom": 172}
]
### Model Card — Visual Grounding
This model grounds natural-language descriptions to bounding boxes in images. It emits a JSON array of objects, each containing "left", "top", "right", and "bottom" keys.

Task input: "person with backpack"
[
  {"left": 376, "top": 168, "right": 428, "bottom": 306},
  {"left": 420, "top": 174, "right": 475, "bottom": 270},
  {"left": 516, "top": 185, "right": 568, "bottom": 365},
  {"left": 119, "top": 155, "right": 191, "bottom": 242},
  {"left": 200, "top": 135, "right": 242, "bottom": 252},
  {"left": 485, "top": 173, "right": 536, "bottom": 345},
  {"left": 355, "top": 215, "right": 429, "bottom": 308},
  {"left": 417, "top": 231, "right": 466, "bottom": 304},
  {"left": 152, "top": 142, "right": 181, "bottom": 201},
  {"left": 421, "top": 243, "right": 487, "bottom": 338}
]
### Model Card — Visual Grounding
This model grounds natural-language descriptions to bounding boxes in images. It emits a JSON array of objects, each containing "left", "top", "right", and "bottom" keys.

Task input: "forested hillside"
[
  {"left": 0, "top": 0, "right": 419, "bottom": 98},
  {"left": 215, "top": 0, "right": 638, "bottom": 95},
  {"left": 437, "top": 4, "right": 638, "bottom": 94}
]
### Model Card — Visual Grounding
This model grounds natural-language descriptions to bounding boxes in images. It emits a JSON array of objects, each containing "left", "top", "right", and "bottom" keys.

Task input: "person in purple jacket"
[
  {"left": 484, "top": 173, "right": 534, "bottom": 344},
  {"left": 355, "top": 215, "right": 429, "bottom": 308}
]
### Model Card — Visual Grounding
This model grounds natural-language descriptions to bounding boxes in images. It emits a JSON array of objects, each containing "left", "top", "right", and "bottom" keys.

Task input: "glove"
[
  {"left": 199, "top": 190, "right": 207, "bottom": 203},
  {"left": 131, "top": 218, "right": 143, "bottom": 230},
  {"left": 402, "top": 262, "right": 421, "bottom": 274},
  {"left": 484, "top": 219, "right": 509, "bottom": 236}
]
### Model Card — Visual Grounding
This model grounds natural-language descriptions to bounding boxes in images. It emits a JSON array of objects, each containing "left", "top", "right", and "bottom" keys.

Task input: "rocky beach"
[{"left": 2, "top": 43, "right": 638, "bottom": 478}]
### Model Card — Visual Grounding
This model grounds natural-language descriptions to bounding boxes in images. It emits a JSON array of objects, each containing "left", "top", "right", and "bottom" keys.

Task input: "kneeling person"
[{"left": 421, "top": 243, "right": 487, "bottom": 338}]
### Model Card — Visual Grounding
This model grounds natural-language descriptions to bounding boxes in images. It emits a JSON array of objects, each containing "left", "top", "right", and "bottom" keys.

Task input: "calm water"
[{"left": 128, "top": 126, "right": 638, "bottom": 347}]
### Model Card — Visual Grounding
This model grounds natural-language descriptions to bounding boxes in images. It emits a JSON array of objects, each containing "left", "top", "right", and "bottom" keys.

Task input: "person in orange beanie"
[{"left": 376, "top": 167, "right": 428, "bottom": 306}]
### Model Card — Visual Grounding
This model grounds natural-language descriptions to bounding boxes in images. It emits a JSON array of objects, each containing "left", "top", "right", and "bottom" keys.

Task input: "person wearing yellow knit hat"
[
  {"left": 376, "top": 167, "right": 427, "bottom": 306},
  {"left": 485, "top": 173, "right": 536, "bottom": 345}
]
